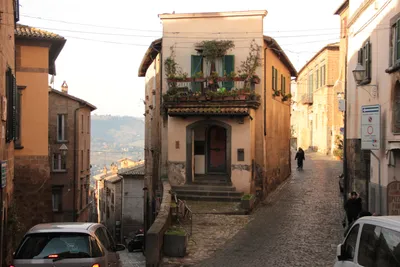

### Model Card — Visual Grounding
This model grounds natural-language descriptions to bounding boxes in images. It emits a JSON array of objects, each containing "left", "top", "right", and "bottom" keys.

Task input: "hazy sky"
[{"left": 19, "top": 0, "right": 343, "bottom": 117}]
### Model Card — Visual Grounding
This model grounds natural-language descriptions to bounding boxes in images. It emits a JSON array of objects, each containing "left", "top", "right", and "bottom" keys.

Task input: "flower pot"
[
  {"left": 238, "top": 95, "right": 247, "bottom": 100},
  {"left": 163, "top": 232, "right": 188, "bottom": 257},
  {"left": 224, "top": 96, "right": 234, "bottom": 101},
  {"left": 252, "top": 77, "right": 261, "bottom": 84},
  {"left": 194, "top": 78, "right": 205, "bottom": 82},
  {"left": 241, "top": 196, "right": 255, "bottom": 210}
]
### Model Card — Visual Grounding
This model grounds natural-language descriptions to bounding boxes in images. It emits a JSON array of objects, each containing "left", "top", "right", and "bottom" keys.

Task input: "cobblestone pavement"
[
  {"left": 163, "top": 213, "right": 251, "bottom": 266},
  {"left": 193, "top": 153, "right": 345, "bottom": 267},
  {"left": 118, "top": 249, "right": 145, "bottom": 267}
]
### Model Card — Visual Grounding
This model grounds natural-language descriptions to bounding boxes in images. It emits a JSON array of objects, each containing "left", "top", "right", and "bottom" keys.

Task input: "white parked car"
[{"left": 334, "top": 216, "right": 400, "bottom": 267}]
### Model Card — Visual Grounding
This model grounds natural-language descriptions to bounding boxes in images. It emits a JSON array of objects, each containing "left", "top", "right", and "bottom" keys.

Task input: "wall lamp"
[{"left": 352, "top": 63, "right": 378, "bottom": 98}]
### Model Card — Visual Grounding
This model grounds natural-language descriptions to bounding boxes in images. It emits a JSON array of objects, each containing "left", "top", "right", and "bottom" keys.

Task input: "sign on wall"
[
  {"left": 1, "top": 161, "right": 7, "bottom": 189},
  {"left": 388, "top": 181, "right": 400, "bottom": 215},
  {"left": 361, "top": 104, "right": 380, "bottom": 150}
]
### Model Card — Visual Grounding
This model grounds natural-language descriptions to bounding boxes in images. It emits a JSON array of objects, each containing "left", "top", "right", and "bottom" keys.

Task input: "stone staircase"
[{"left": 172, "top": 174, "right": 243, "bottom": 202}]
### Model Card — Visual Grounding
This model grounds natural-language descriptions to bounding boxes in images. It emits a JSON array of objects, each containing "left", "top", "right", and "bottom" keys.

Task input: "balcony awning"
[{"left": 168, "top": 107, "right": 249, "bottom": 116}]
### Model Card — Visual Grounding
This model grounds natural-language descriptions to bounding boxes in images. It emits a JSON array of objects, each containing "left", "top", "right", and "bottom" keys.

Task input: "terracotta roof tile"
[
  {"left": 119, "top": 163, "right": 145, "bottom": 176},
  {"left": 15, "top": 24, "right": 65, "bottom": 40},
  {"left": 168, "top": 107, "right": 249, "bottom": 115}
]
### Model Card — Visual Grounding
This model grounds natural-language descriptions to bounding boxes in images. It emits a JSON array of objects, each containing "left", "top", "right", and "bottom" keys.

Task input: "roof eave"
[
  {"left": 297, "top": 43, "right": 340, "bottom": 76},
  {"left": 138, "top": 38, "right": 162, "bottom": 77},
  {"left": 50, "top": 89, "right": 97, "bottom": 111},
  {"left": 159, "top": 10, "right": 268, "bottom": 20},
  {"left": 263, "top": 36, "right": 297, "bottom": 77},
  {"left": 334, "top": 0, "right": 349, "bottom": 15}
]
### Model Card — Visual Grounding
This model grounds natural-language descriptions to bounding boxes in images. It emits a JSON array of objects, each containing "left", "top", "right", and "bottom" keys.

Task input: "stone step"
[
  {"left": 172, "top": 185, "right": 236, "bottom": 192},
  {"left": 192, "top": 180, "right": 231, "bottom": 185},
  {"left": 176, "top": 195, "right": 242, "bottom": 202},
  {"left": 174, "top": 190, "right": 243, "bottom": 197}
]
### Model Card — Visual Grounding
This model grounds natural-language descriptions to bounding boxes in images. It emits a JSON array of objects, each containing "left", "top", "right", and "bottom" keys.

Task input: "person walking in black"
[
  {"left": 344, "top": 191, "right": 362, "bottom": 225},
  {"left": 295, "top": 147, "right": 305, "bottom": 170}
]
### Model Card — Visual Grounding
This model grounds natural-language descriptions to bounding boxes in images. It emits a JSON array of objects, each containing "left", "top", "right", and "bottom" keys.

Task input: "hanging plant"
[
  {"left": 195, "top": 40, "right": 235, "bottom": 64},
  {"left": 165, "top": 46, "right": 178, "bottom": 79},
  {"left": 282, "top": 93, "right": 292, "bottom": 102}
]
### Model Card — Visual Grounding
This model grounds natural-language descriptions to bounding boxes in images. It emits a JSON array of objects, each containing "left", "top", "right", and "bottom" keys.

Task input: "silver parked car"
[{"left": 11, "top": 222, "right": 125, "bottom": 267}]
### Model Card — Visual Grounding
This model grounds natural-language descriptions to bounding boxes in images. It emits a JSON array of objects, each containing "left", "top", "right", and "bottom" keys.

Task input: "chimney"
[{"left": 61, "top": 81, "right": 68, "bottom": 93}]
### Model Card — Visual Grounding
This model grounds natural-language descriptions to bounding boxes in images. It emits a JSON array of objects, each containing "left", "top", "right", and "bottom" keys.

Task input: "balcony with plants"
[{"left": 162, "top": 40, "right": 262, "bottom": 113}]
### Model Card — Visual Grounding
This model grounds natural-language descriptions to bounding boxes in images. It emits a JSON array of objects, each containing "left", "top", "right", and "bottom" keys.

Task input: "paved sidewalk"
[{"left": 118, "top": 249, "right": 145, "bottom": 267}]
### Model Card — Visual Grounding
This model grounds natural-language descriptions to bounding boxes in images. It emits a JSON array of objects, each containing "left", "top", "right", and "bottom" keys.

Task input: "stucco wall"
[{"left": 167, "top": 116, "right": 252, "bottom": 193}]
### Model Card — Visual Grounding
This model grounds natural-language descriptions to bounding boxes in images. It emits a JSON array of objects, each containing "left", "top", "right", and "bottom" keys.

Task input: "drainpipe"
[
  {"left": 370, "top": 151, "right": 382, "bottom": 214},
  {"left": 73, "top": 105, "right": 86, "bottom": 221},
  {"left": 343, "top": 37, "right": 349, "bottom": 205},
  {"left": 263, "top": 47, "right": 267, "bottom": 195}
]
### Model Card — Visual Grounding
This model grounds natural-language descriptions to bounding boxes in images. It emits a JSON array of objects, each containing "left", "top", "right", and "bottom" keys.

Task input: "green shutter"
[
  {"left": 223, "top": 55, "right": 234, "bottom": 90},
  {"left": 396, "top": 20, "right": 400, "bottom": 61},
  {"left": 274, "top": 68, "right": 278, "bottom": 90},
  {"left": 272, "top": 67, "right": 275, "bottom": 90},
  {"left": 366, "top": 41, "right": 371, "bottom": 80},
  {"left": 191, "top": 55, "right": 202, "bottom": 92},
  {"left": 12, "top": 75, "right": 17, "bottom": 140}
]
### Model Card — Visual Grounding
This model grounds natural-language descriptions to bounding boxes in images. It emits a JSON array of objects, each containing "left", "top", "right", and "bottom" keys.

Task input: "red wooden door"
[{"left": 208, "top": 126, "right": 226, "bottom": 173}]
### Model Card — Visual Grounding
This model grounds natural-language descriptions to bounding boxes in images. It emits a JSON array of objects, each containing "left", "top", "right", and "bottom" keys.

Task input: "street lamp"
[
  {"left": 59, "top": 144, "right": 68, "bottom": 156},
  {"left": 352, "top": 63, "right": 366, "bottom": 84}
]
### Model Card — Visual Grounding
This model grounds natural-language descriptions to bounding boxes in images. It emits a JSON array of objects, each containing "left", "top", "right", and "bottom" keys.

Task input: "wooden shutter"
[
  {"left": 272, "top": 66, "right": 275, "bottom": 90},
  {"left": 12, "top": 75, "right": 17, "bottom": 141},
  {"left": 191, "top": 55, "right": 202, "bottom": 92},
  {"left": 274, "top": 68, "right": 278, "bottom": 90},
  {"left": 365, "top": 41, "right": 371, "bottom": 80},
  {"left": 396, "top": 20, "right": 400, "bottom": 62},
  {"left": 6, "top": 69, "right": 14, "bottom": 142},
  {"left": 223, "top": 55, "right": 234, "bottom": 90}
]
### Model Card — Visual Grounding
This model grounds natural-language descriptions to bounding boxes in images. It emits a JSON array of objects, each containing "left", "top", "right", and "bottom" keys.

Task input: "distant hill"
[{"left": 90, "top": 114, "right": 145, "bottom": 174}]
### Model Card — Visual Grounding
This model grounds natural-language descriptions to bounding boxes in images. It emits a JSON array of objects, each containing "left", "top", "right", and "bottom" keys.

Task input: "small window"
[
  {"left": 358, "top": 224, "right": 381, "bottom": 266},
  {"left": 81, "top": 114, "right": 84, "bottom": 133},
  {"left": 53, "top": 153, "right": 66, "bottom": 171},
  {"left": 57, "top": 114, "right": 66, "bottom": 141},
  {"left": 392, "top": 19, "right": 400, "bottom": 65},
  {"left": 52, "top": 188, "right": 62, "bottom": 212},
  {"left": 95, "top": 228, "right": 111, "bottom": 251},
  {"left": 308, "top": 73, "right": 314, "bottom": 94},
  {"left": 343, "top": 224, "right": 360, "bottom": 261},
  {"left": 237, "top": 149, "right": 244, "bottom": 161},
  {"left": 14, "top": 233, "right": 97, "bottom": 259},
  {"left": 375, "top": 227, "right": 400, "bottom": 266},
  {"left": 194, "top": 141, "right": 205, "bottom": 155}
]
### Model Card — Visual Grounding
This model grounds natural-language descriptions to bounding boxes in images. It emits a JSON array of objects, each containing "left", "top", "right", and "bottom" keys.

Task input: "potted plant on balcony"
[
  {"left": 195, "top": 40, "right": 235, "bottom": 72},
  {"left": 281, "top": 93, "right": 292, "bottom": 102},
  {"left": 272, "top": 90, "right": 281, "bottom": 97},
  {"left": 193, "top": 71, "right": 205, "bottom": 82},
  {"left": 241, "top": 194, "right": 255, "bottom": 210},
  {"left": 238, "top": 40, "right": 261, "bottom": 85}
]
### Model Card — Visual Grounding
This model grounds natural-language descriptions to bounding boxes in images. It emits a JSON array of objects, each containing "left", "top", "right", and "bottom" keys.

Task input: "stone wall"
[
  {"left": 346, "top": 139, "right": 370, "bottom": 211},
  {"left": 146, "top": 181, "right": 172, "bottom": 267},
  {"left": 13, "top": 155, "right": 51, "bottom": 244},
  {"left": 168, "top": 161, "right": 185, "bottom": 185}
]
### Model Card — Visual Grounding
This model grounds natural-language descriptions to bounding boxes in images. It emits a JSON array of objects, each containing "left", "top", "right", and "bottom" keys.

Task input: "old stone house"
[
  {"left": 344, "top": 0, "right": 400, "bottom": 215},
  {"left": 294, "top": 43, "right": 341, "bottom": 155},
  {"left": 94, "top": 159, "right": 145, "bottom": 242},
  {"left": 49, "top": 82, "right": 96, "bottom": 223},
  {"left": 0, "top": 0, "right": 19, "bottom": 265},
  {"left": 13, "top": 24, "right": 65, "bottom": 248},
  {"left": 138, "top": 10, "right": 297, "bottom": 223}
]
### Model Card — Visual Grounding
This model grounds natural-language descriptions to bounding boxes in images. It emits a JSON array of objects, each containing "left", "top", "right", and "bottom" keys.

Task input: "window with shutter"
[
  {"left": 357, "top": 40, "right": 371, "bottom": 83},
  {"left": 274, "top": 68, "right": 278, "bottom": 90},
  {"left": 223, "top": 55, "right": 234, "bottom": 90},
  {"left": 272, "top": 66, "right": 275, "bottom": 90},
  {"left": 5, "top": 68, "right": 16, "bottom": 143},
  {"left": 394, "top": 82, "right": 400, "bottom": 133},
  {"left": 191, "top": 55, "right": 203, "bottom": 92}
]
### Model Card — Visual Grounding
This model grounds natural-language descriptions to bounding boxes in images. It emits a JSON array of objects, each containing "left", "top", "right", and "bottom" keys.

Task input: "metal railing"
[
  {"left": 168, "top": 80, "right": 248, "bottom": 93},
  {"left": 171, "top": 192, "right": 193, "bottom": 237}
]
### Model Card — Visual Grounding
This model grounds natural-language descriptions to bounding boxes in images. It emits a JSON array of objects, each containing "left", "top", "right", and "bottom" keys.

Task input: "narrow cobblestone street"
[{"left": 194, "top": 152, "right": 345, "bottom": 267}]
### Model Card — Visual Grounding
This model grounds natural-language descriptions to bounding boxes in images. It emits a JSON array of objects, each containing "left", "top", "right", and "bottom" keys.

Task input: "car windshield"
[{"left": 14, "top": 232, "right": 100, "bottom": 260}]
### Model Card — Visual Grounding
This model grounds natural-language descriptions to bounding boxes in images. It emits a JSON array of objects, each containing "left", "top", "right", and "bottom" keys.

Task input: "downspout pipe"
[
  {"left": 343, "top": 37, "right": 349, "bottom": 205},
  {"left": 73, "top": 104, "right": 87, "bottom": 221},
  {"left": 263, "top": 47, "right": 267, "bottom": 195}
]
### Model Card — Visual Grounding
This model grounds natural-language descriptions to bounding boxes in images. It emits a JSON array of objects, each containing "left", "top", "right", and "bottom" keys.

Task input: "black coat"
[
  {"left": 295, "top": 151, "right": 305, "bottom": 162},
  {"left": 344, "top": 198, "right": 362, "bottom": 219}
]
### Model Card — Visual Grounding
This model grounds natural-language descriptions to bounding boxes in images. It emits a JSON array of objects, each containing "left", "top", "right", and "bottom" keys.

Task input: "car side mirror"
[
  {"left": 115, "top": 244, "right": 126, "bottom": 251},
  {"left": 337, "top": 244, "right": 347, "bottom": 261}
]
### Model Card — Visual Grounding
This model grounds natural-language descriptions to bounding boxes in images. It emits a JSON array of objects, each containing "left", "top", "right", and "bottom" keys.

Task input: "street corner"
[
  {"left": 118, "top": 249, "right": 145, "bottom": 267},
  {"left": 162, "top": 213, "right": 251, "bottom": 266}
]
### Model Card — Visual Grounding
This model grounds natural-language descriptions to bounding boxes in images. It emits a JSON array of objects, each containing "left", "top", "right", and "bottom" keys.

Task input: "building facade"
[
  {"left": 13, "top": 24, "right": 65, "bottom": 246},
  {"left": 0, "top": 0, "right": 18, "bottom": 265},
  {"left": 49, "top": 82, "right": 96, "bottom": 222},
  {"left": 295, "top": 43, "right": 341, "bottom": 155},
  {"left": 94, "top": 160, "right": 144, "bottom": 242},
  {"left": 345, "top": 0, "right": 400, "bottom": 215},
  {"left": 138, "top": 10, "right": 297, "bottom": 214}
]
